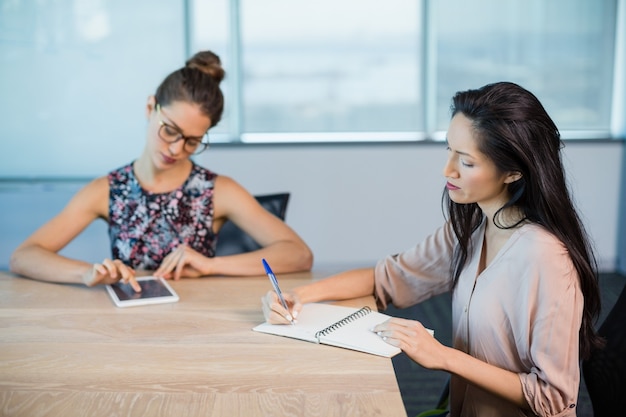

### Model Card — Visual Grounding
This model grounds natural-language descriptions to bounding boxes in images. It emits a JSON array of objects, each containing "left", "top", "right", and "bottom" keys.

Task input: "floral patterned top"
[{"left": 108, "top": 162, "right": 217, "bottom": 269}]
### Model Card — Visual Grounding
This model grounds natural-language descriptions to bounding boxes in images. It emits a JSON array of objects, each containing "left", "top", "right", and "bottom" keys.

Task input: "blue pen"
[{"left": 262, "top": 258, "right": 295, "bottom": 325}]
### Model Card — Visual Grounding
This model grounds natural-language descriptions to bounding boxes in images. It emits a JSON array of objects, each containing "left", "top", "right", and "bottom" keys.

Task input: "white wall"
[{"left": 4, "top": 141, "right": 619, "bottom": 271}]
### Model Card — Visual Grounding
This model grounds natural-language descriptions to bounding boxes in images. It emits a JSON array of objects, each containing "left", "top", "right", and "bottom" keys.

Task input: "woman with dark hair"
[
  {"left": 11, "top": 51, "right": 313, "bottom": 290},
  {"left": 262, "top": 82, "right": 602, "bottom": 416}
]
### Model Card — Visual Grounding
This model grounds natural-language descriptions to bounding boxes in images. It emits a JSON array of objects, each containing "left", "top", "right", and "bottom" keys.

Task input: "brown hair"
[
  {"left": 154, "top": 50, "right": 225, "bottom": 127},
  {"left": 445, "top": 81, "right": 604, "bottom": 359}
]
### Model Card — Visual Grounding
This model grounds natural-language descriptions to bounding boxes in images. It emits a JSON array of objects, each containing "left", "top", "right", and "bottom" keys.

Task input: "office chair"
[
  {"left": 581, "top": 281, "right": 626, "bottom": 416},
  {"left": 215, "top": 193, "right": 290, "bottom": 256},
  {"left": 415, "top": 377, "right": 449, "bottom": 417}
]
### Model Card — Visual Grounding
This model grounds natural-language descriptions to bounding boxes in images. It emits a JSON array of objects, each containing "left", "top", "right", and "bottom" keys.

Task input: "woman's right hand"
[
  {"left": 82, "top": 259, "right": 140, "bottom": 292},
  {"left": 261, "top": 290, "right": 302, "bottom": 324}
]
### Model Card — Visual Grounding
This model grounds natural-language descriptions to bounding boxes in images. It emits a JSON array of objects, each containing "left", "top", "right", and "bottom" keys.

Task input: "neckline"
[
  {"left": 475, "top": 218, "right": 528, "bottom": 277},
  {"left": 130, "top": 161, "right": 195, "bottom": 196}
]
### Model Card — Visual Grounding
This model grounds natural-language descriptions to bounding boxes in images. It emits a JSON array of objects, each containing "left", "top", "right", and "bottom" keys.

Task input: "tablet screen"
[
  {"left": 106, "top": 276, "right": 179, "bottom": 307},
  {"left": 111, "top": 279, "right": 173, "bottom": 300}
]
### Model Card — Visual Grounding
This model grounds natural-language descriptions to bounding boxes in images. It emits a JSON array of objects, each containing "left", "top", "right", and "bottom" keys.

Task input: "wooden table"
[{"left": 0, "top": 270, "right": 407, "bottom": 417}]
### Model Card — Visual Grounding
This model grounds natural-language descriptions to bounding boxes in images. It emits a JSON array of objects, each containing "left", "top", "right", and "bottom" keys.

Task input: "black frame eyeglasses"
[{"left": 155, "top": 104, "right": 210, "bottom": 154}]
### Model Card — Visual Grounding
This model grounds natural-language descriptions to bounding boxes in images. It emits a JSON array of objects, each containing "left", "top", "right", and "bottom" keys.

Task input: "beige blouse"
[{"left": 374, "top": 220, "right": 583, "bottom": 417}]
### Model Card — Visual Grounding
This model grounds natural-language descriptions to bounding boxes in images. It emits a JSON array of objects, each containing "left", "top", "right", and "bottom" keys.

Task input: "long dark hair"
[
  {"left": 154, "top": 50, "right": 225, "bottom": 127},
  {"left": 444, "top": 81, "right": 603, "bottom": 359}
]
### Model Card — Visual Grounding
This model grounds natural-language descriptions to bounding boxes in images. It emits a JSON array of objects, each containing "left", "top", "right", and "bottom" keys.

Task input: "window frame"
[{"left": 187, "top": 0, "right": 626, "bottom": 145}]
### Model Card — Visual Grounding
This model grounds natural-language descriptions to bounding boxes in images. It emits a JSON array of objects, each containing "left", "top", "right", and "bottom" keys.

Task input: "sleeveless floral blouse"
[{"left": 108, "top": 162, "right": 217, "bottom": 269}]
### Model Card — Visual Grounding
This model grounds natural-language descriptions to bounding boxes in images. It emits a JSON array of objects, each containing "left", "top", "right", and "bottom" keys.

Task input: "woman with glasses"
[
  {"left": 262, "top": 82, "right": 603, "bottom": 416},
  {"left": 10, "top": 51, "right": 313, "bottom": 291}
]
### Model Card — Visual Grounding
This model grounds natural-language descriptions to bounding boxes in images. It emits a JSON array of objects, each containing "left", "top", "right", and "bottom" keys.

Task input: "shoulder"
[
  {"left": 183, "top": 163, "right": 218, "bottom": 193},
  {"left": 213, "top": 174, "right": 246, "bottom": 195},
  {"left": 107, "top": 163, "right": 133, "bottom": 183},
  {"left": 392, "top": 221, "right": 458, "bottom": 260},
  {"left": 107, "top": 163, "right": 137, "bottom": 194},
  {"left": 190, "top": 163, "right": 218, "bottom": 180},
  {"left": 62, "top": 175, "right": 110, "bottom": 218},
  {"left": 212, "top": 174, "right": 259, "bottom": 217},
  {"left": 76, "top": 175, "right": 109, "bottom": 198},
  {"left": 508, "top": 224, "right": 578, "bottom": 289},
  {"left": 513, "top": 224, "right": 568, "bottom": 259}
]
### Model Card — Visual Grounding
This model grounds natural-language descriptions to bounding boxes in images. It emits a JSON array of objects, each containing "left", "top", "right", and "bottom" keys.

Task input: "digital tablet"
[{"left": 106, "top": 276, "right": 179, "bottom": 308}]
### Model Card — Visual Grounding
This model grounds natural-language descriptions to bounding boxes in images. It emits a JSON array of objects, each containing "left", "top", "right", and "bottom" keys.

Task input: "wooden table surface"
[{"left": 0, "top": 270, "right": 407, "bottom": 417}]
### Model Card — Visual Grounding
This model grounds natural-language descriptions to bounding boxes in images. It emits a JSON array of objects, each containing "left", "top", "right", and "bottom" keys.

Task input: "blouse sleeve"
[
  {"left": 517, "top": 232, "right": 583, "bottom": 416},
  {"left": 373, "top": 222, "right": 456, "bottom": 310}
]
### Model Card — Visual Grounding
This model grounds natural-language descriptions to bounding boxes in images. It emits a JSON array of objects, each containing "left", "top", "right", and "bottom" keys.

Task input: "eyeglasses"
[{"left": 155, "top": 104, "right": 210, "bottom": 154}]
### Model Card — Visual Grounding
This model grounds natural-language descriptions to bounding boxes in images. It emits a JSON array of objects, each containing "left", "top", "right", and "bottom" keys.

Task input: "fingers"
[
  {"left": 153, "top": 249, "right": 179, "bottom": 279},
  {"left": 83, "top": 263, "right": 107, "bottom": 287},
  {"left": 154, "top": 245, "right": 189, "bottom": 280},
  {"left": 261, "top": 290, "right": 300, "bottom": 324},
  {"left": 371, "top": 318, "right": 425, "bottom": 346},
  {"left": 105, "top": 260, "right": 138, "bottom": 290},
  {"left": 173, "top": 250, "right": 187, "bottom": 281},
  {"left": 124, "top": 273, "right": 141, "bottom": 292},
  {"left": 374, "top": 318, "right": 443, "bottom": 369},
  {"left": 371, "top": 319, "right": 396, "bottom": 344},
  {"left": 290, "top": 296, "right": 303, "bottom": 320},
  {"left": 86, "top": 259, "right": 138, "bottom": 291},
  {"left": 261, "top": 290, "right": 289, "bottom": 323},
  {"left": 261, "top": 295, "right": 286, "bottom": 323},
  {"left": 372, "top": 317, "right": 418, "bottom": 333}
]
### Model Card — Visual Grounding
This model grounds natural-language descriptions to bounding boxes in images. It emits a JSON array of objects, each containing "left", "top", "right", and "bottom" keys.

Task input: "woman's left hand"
[
  {"left": 154, "top": 244, "right": 207, "bottom": 280},
  {"left": 372, "top": 317, "right": 448, "bottom": 370}
]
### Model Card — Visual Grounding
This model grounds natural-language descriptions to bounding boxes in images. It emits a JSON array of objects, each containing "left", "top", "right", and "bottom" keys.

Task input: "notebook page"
[
  {"left": 253, "top": 303, "right": 367, "bottom": 343},
  {"left": 317, "top": 309, "right": 401, "bottom": 357},
  {"left": 253, "top": 303, "right": 402, "bottom": 357}
]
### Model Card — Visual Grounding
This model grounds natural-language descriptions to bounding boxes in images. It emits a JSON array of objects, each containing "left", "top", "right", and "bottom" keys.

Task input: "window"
[
  {"left": 0, "top": 0, "right": 187, "bottom": 178},
  {"left": 190, "top": 0, "right": 620, "bottom": 143},
  {"left": 433, "top": 0, "right": 617, "bottom": 133},
  {"left": 0, "top": 1, "right": 621, "bottom": 178}
]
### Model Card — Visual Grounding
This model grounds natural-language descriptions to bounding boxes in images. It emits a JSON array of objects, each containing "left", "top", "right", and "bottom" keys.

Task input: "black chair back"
[
  {"left": 215, "top": 193, "right": 290, "bottom": 256},
  {"left": 582, "top": 282, "right": 626, "bottom": 416}
]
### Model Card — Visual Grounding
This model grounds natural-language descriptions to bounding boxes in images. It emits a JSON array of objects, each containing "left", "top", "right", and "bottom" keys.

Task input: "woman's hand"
[
  {"left": 372, "top": 317, "right": 448, "bottom": 370},
  {"left": 154, "top": 244, "right": 208, "bottom": 280},
  {"left": 261, "top": 290, "right": 302, "bottom": 324},
  {"left": 83, "top": 258, "right": 139, "bottom": 292}
]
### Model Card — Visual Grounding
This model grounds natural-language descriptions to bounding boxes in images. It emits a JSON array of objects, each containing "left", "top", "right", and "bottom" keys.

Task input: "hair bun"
[{"left": 186, "top": 51, "right": 225, "bottom": 83}]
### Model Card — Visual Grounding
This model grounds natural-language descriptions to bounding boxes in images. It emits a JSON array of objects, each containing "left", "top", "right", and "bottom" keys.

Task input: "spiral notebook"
[{"left": 253, "top": 303, "right": 408, "bottom": 357}]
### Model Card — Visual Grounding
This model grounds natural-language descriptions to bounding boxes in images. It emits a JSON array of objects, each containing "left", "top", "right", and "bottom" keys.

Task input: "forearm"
[
  {"left": 443, "top": 346, "right": 529, "bottom": 409},
  {"left": 209, "top": 239, "right": 313, "bottom": 276},
  {"left": 293, "top": 267, "right": 376, "bottom": 304},
  {"left": 10, "top": 245, "right": 91, "bottom": 285}
]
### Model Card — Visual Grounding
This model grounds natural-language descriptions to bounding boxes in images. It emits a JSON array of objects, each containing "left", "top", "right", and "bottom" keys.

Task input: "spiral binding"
[{"left": 314, "top": 306, "right": 372, "bottom": 343}]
